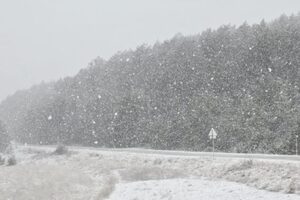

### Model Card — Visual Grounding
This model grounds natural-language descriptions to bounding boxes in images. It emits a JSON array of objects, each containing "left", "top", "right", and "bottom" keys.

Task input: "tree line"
[{"left": 0, "top": 14, "right": 299, "bottom": 154}]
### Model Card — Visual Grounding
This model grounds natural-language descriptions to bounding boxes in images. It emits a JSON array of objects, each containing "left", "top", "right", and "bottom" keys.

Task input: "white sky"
[{"left": 0, "top": 0, "right": 299, "bottom": 101}]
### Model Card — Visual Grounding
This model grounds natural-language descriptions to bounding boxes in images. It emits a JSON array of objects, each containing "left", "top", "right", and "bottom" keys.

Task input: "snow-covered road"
[
  {"left": 31, "top": 144, "right": 300, "bottom": 162},
  {"left": 70, "top": 146, "right": 300, "bottom": 162}
]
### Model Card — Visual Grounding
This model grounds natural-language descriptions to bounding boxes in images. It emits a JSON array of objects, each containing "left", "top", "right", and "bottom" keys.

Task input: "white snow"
[
  {"left": 109, "top": 178, "right": 299, "bottom": 200},
  {"left": 0, "top": 146, "right": 299, "bottom": 200},
  {"left": 268, "top": 67, "right": 272, "bottom": 72}
]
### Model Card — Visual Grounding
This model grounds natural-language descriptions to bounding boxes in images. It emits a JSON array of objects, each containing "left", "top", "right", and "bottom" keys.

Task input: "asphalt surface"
[{"left": 64, "top": 146, "right": 300, "bottom": 162}]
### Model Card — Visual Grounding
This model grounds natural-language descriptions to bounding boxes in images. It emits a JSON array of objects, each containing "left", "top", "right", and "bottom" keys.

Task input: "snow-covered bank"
[
  {"left": 109, "top": 178, "right": 299, "bottom": 200},
  {"left": 0, "top": 146, "right": 299, "bottom": 199},
  {"left": 69, "top": 146, "right": 300, "bottom": 195}
]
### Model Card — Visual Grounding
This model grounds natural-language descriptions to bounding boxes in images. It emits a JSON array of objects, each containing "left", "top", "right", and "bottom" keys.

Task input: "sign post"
[
  {"left": 296, "top": 135, "right": 298, "bottom": 156},
  {"left": 208, "top": 128, "right": 217, "bottom": 159}
]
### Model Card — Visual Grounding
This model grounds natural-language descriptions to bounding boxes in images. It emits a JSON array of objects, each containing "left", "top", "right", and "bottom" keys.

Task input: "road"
[
  {"left": 34, "top": 145, "right": 300, "bottom": 162},
  {"left": 90, "top": 148, "right": 300, "bottom": 161}
]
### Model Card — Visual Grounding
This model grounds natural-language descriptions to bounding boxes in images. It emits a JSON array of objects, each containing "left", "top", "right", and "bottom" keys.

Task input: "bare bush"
[
  {"left": 7, "top": 156, "right": 17, "bottom": 166},
  {"left": 227, "top": 159, "right": 254, "bottom": 172},
  {"left": 119, "top": 166, "right": 185, "bottom": 182},
  {"left": 0, "top": 154, "right": 5, "bottom": 165},
  {"left": 53, "top": 144, "right": 68, "bottom": 155}
]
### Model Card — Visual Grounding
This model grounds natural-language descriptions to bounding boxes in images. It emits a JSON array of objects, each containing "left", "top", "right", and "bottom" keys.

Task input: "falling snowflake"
[{"left": 268, "top": 67, "right": 272, "bottom": 72}]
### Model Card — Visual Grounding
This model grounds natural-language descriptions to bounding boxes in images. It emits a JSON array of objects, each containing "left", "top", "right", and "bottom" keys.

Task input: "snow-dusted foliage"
[
  {"left": 0, "top": 120, "right": 10, "bottom": 152},
  {"left": 0, "top": 14, "right": 300, "bottom": 154}
]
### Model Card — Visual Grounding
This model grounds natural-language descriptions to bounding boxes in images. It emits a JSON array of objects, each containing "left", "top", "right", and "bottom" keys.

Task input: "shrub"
[
  {"left": 0, "top": 155, "right": 5, "bottom": 165},
  {"left": 4, "top": 144, "right": 13, "bottom": 154},
  {"left": 119, "top": 167, "right": 184, "bottom": 182},
  {"left": 7, "top": 156, "right": 17, "bottom": 166},
  {"left": 53, "top": 144, "right": 68, "bottom": 155},
  {"left": 240, "top": 159, "right": 253, "bottom": 170},
  {"left": 97, "top": 175, "right": 117, "bottom": 199},
  {"left": 0, "top": 120, "right": 10, "bottom": 153},
  {"left": 225, "top": 159, "right": 254, "bottom": 174}
]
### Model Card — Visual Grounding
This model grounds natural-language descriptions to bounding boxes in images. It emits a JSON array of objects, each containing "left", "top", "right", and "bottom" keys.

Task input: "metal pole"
[
  {"left": 212, "top": 138, "right": 215, "bottom": 160},
  {"left": 296, "top": 135, "right": 298, "bottom": 156}
]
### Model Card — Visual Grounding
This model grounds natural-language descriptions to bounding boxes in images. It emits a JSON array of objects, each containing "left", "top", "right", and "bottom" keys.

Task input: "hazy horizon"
[{"left": 1, "top": 0, "right": 300, "bottom": 102}]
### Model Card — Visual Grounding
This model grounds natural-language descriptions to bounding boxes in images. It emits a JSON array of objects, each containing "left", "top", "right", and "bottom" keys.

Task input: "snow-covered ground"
[
  {"left": 0, "top": 146, "right": 299, "bottom": 200},
  {"left": 109, "top": 178, "right": 298, "bottom": 200}
]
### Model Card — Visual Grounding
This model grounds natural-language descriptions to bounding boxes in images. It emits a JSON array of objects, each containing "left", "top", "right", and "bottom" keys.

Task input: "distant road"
[
  {"left": 27, "top": 145, "right": 300, "bottom": 162},
  {"left": 78, "top": 147, "right": 300, "bottom": 162}
]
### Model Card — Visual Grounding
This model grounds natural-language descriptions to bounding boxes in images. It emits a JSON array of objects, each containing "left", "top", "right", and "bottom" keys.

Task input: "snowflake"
[{"left": 268, "top": 67, "right": 272, "bottom": 72}]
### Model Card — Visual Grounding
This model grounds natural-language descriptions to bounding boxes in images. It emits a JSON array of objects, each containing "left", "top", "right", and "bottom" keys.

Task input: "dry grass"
[
  {"left": 97, "top": 175, "right": 118, "bottom": 200},
  {"left": 119, "top": 166, "right": 185, "bottom": 182}
]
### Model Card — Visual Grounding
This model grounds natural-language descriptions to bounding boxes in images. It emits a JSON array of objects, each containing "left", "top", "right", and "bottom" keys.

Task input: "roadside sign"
[
  {"left": 208, "top": 128, "right": 217, "bottom": 160},
  {"left": 209, "top": 128, "right": 217, "bottom": 139}
]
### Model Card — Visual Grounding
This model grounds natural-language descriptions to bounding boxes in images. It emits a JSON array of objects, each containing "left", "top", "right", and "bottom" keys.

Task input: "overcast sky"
[{"left": 0, "top": 0, "right": 299, "bottom": 102}]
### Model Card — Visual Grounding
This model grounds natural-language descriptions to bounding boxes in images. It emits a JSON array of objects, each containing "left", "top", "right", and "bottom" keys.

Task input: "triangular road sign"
[{"left": 209, "top": 128, "right": 217, "bottom": 139}]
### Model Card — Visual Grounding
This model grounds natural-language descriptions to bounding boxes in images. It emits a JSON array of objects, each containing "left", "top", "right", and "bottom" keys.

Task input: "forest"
[{"left": 0, "top": 14, "right": 299, "bottom": 154}]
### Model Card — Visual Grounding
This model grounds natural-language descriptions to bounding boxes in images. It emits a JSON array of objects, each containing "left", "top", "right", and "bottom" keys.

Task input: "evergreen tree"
[
  {"left": 0, "top": 14, "right": 300, "bottom": 154},
  {"left": 0, "top": 120, "right": 9, "bottom": 152}
]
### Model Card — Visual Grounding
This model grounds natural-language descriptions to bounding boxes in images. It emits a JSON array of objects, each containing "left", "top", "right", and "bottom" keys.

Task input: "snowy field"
[
  {"left": 109, "top": 179, "right": 298, "bottom": 200},
  {"left": 0, "top": 145, "right": 299, "bottom": 200}
]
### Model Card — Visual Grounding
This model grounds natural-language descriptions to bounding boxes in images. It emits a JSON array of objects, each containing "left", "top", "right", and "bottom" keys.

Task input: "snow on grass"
[
  {"left": 0, "top": 148, "right": 101, "bottom": 199},
  {"left": 108, "top": 178, "right": 300, "bottom": 200},
  {"left": 72, "top": 148, "right": 300, "bottom": 195},
  {"left": 0, "top": 146, "right": 299, "bottom": 199},
  {"left": 0, "top": 163, "right": 95, "bottom": 200}
]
